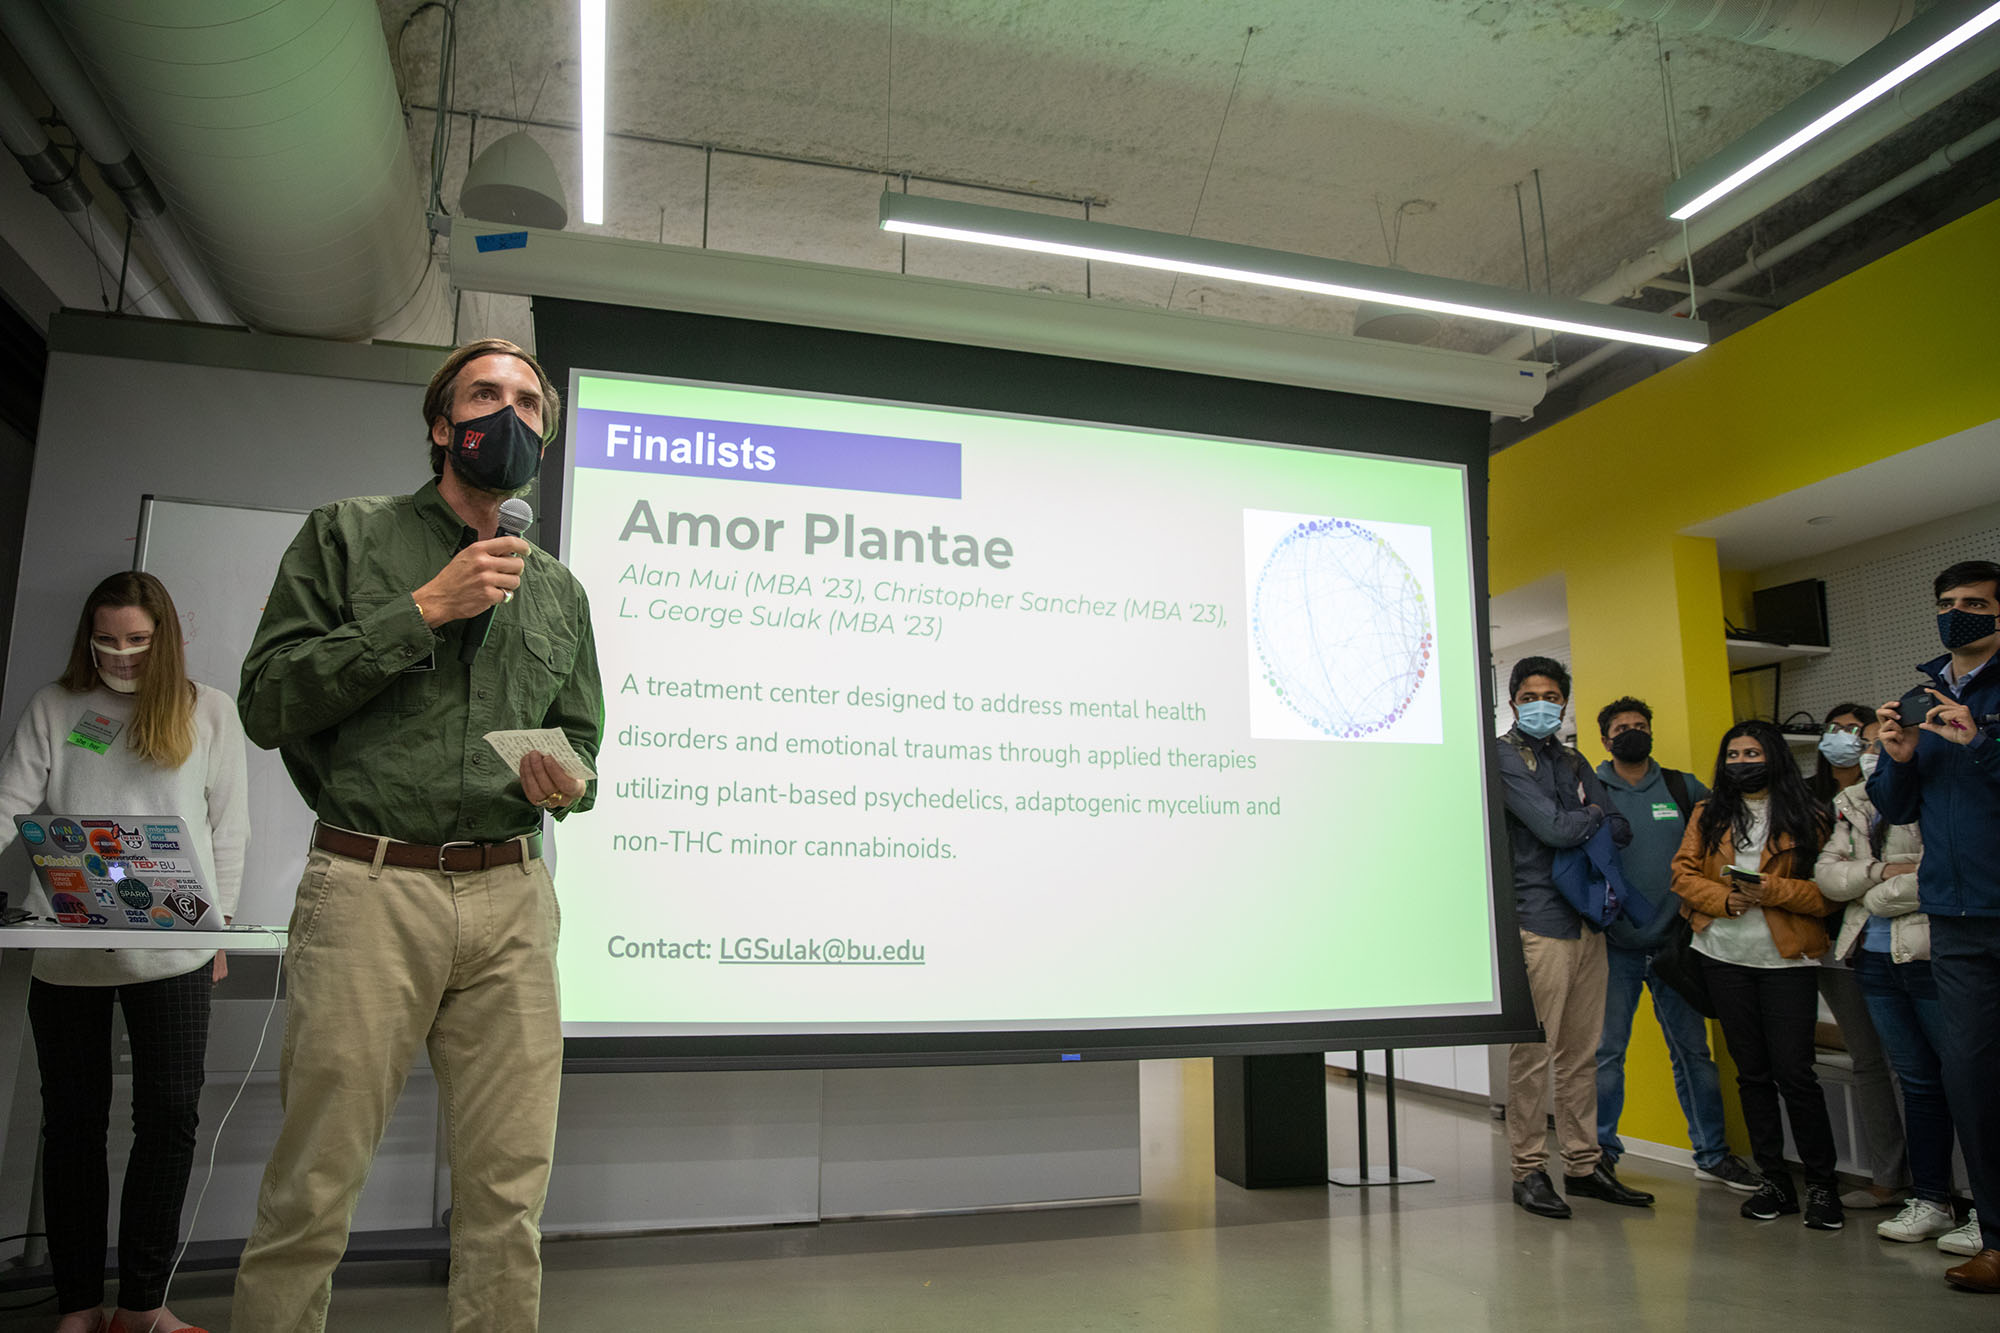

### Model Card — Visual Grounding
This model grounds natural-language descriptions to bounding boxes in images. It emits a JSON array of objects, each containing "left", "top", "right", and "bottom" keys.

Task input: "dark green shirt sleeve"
[{"left": 240, "top": 506, "right": 437, "bottom": 752}]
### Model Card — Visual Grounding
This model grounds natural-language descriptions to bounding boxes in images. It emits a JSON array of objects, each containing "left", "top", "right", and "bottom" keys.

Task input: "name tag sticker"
[
  {"left": 1651, "top": 802, "right": 1680, "bottom": 821},
  {"left": 65, "top": 711, "right": 123, "bottom": 755}
]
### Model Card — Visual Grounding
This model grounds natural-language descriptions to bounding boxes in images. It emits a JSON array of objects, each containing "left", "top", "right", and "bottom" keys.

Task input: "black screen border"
[{"left": 530, "top": 297, "right": 1535, "bottom": 1071}]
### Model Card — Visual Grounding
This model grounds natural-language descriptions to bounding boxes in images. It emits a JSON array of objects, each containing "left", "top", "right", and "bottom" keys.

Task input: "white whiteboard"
[{"left": 135, "top": 495, "right": 313, "bottom": 928}]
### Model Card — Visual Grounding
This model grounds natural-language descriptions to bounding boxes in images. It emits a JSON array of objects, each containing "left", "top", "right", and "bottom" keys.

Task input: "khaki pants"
[
  {"left": 232, "top": 845, "right": 563, "bottom": 1333},
  {"left": 1506, "top": 928, "right": 1607, "bottom": 1181}
]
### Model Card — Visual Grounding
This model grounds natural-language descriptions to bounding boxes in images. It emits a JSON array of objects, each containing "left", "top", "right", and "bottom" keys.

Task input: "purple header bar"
[{"left": 573, "top": 408, "right": 961, "bottom": 499}]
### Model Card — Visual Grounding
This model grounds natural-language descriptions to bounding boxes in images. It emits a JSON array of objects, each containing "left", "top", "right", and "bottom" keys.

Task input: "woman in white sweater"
[{"left": 0, "top": 572, "right": 247, "bottom": 1333}]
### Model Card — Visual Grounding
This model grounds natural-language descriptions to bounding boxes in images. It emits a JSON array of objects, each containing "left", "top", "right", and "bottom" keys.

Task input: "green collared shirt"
[{"left": 240, "top": 480, "right": 603, "bottom": 844}]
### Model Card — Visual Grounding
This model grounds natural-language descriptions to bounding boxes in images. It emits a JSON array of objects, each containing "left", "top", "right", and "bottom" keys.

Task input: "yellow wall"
[{"left": 1491, "top": 199, "right": 2000, "bottom": 1158}]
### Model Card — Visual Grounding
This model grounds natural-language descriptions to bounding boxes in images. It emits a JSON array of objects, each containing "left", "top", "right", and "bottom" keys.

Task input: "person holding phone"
[
  {"left": 1671, "top": 719, "right": 1841, "bottom": 1232},
  {"left": 0, "top": 571, "right": 249, "bottom": 1333},
  {"left": 1870, "top": 559, "right": 2000, "bottom": 1290}
]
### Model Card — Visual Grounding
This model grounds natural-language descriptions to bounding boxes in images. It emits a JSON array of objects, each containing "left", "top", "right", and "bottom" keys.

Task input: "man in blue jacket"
[
  {"left": 1870, "top": 559, "right": 2000, "bottom": 1294},
  {"left": 1495, "top": 657, "right": 1653, "bottom": 1218},
  {"left": 1591, "top": 697, "right": 1759, "bottom": 1192}
]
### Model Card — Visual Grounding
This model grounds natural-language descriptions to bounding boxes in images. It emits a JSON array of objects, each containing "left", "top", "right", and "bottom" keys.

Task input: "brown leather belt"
[{"left": 313, "top": 825, "right": 543, "bottom": 873}]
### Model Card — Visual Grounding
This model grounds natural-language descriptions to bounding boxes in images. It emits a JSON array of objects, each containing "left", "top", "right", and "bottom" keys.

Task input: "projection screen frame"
[{"left": 531, "top": 298, "right": 1536, "bottom": 1071}]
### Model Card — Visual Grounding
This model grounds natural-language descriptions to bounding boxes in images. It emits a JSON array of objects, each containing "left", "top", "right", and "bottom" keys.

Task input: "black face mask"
[
  {"left": 1939, "top": 607, "right": 1999, "bottom": 651},
  {"left": 1609, "top": 731, "right": 1652, "bottom": 763},
  {"left": 1725, "top": 760, "right": 1769, "bottom": 792},
  {"left": 446, "top": 405, "right": 543, "bottom": 493}
]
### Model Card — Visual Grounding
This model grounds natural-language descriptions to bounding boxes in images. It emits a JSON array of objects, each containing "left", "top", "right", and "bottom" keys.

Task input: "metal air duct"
[{"left": 35, "top": 0, "right": 447, "bottom": 343}]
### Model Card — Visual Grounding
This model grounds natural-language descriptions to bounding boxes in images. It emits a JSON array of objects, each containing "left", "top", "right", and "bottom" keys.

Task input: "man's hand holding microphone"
[{"left": 411, "top": 525, "right": 586, "bottom": 812}]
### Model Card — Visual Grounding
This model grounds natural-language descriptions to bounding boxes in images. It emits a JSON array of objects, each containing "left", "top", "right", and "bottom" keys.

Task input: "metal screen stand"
[{"left": 1328, "top": 1049, "right": 1435, "bottom": 1187}]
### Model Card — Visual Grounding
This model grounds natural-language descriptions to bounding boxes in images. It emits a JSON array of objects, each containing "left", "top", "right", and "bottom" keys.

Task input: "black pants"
[
  {"left": 28, "top": 965, "right": 211, "bottom": 1314},
  {"left": 1931, "top": 915, "right": 2000, "bottom": 1251},
  {"left": 1700, "top": 954, "right": 1838, "bottom": 1187}
]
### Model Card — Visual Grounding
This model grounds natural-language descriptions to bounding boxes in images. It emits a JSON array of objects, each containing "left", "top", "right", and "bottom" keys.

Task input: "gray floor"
[{"left": 2, "top": 1059, "right": 1984, "bottom": 1329}]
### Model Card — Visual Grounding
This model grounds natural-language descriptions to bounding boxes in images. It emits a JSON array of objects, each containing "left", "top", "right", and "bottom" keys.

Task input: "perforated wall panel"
[{"left": 1776, "top": 525, "right": 2000, "bottom": 726}]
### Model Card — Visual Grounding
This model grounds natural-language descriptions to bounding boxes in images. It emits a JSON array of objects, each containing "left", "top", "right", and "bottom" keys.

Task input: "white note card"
[{"left": 483, "top": 728, "right": 597, "bottom": 781}]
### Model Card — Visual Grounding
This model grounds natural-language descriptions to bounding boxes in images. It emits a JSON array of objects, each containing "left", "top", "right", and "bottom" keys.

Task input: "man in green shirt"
[{"left": 231, "top": 338, "right": 602, "bottom": 1333}]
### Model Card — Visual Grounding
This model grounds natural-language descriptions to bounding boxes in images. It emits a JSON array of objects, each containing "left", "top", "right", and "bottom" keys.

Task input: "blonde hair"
[{"left": 59, "top": 571, "right": 196, "bottom": 769}]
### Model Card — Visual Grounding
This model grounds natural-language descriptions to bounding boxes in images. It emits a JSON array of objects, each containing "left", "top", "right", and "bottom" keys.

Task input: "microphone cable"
[{"left": 147, "top": 926, "right": 288, "bottom": 1333}]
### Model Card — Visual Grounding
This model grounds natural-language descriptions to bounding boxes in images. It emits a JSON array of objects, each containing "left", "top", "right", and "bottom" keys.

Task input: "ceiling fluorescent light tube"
[
  {"left": 1666, "top": 2, "right": 2000, "bottom": 221},
  {"left": 580, "top": 0, "right": 607, "bottom": 225},
  {"left": 880, "top": 194, "right": 1708, "bottom": 353}
]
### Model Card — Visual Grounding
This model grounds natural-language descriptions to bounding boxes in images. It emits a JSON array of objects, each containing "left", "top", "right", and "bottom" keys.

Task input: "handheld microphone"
[{"left": 460, "top": 497, "right": 534, "bottom": 666}]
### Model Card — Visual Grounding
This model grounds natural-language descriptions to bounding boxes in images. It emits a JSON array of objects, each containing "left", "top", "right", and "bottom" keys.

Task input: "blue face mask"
[
  {"left": 1818, "top": 731, "right": 1865, "bottom": 767},
  {"left": 1516, "top": 699, "right": 1564, "bottom": 739}
]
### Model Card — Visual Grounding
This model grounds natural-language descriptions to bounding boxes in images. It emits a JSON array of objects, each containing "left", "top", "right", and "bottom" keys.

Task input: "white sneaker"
[
  {"left": 1939, "top": 1209, "right": 1983, "bottom": 1257},
  {"left": 1877, "top": 1198, "right": 1957, "bottom": 1243}
]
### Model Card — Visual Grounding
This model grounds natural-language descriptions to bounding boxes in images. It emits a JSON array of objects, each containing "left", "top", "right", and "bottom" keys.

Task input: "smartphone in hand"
[{"left": 1723, "top": 865, "right": 1764, "bottom": 885}]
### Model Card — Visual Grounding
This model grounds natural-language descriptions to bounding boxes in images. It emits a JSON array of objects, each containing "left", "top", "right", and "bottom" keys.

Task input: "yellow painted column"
[{"left": 1563, "top": 534, "right": 1748, "bottom": 1157}]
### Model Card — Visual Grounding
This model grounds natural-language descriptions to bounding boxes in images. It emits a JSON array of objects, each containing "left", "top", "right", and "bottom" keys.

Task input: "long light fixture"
[
  {"left": 1667, "top": 2, "right": 2000, "bottom": 221},
  {"left": 880, "top": 193, "right": 1709, "bottom": 354},
  {"left": 580, "top": 0, "right": 607, "bottom": 225}
]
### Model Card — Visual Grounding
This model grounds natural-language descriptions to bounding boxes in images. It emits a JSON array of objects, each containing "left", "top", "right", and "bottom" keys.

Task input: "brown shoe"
[{"left": 1946, "top": 1248, "right": 2000, "bottom": 1293}]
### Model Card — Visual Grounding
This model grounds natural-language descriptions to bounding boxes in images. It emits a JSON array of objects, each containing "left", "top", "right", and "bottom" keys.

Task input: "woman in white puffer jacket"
[{"left": 1819, "top": 777, "right": 1975, "bottom": 1252}]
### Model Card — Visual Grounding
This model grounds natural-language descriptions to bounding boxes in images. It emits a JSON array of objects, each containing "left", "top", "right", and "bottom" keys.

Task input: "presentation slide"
[{"left": 557, "top": 371, "right": 1498, "bottom": 1038}]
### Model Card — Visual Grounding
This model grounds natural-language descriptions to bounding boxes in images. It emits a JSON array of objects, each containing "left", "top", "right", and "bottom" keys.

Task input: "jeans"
[
  {"left": 1700, "top": 955, "right": 1838, "bottom": 1186},
  {"left": 1850, "top": 948, "right": 1956, "bottom": 1205},
  {"left": 1930, "top": 914, "right": 2000, "bottom": 1252},
  {"left": 27, "top": 965, "right": 212, "bottom": 1315},
  {"left": 1596, "top": 944, "right": 1730, "bottom": 1168}
]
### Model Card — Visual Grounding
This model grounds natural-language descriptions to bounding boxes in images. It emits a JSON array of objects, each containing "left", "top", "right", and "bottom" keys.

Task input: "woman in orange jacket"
[{"left": 1671, "top": 719, "right": 1842, "bottom": 1232}]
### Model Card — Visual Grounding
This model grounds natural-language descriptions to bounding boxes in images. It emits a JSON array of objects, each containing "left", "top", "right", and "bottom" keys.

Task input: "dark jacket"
[
  {"left": 1868, "top": 651, "right": 2000, "bottom": 919},
  {"left": 1496, "top": 727, "right": 1633, "bottom": 940}
]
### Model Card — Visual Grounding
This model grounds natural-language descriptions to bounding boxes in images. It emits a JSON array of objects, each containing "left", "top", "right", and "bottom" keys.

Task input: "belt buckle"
[{"left": 437, "top": 840, "right": 477, "bottom": 874}]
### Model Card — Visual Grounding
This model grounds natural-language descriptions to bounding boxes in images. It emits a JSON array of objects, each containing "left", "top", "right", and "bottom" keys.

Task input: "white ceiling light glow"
[
  {"left": 881, "top": 194, "right": 1709, "bottom": 353},
  {"left": 1666, "top": 2, "right": 2000, "bottom": 221},
  {"left": 580, "top": 0, "right": 607, "bottom": 225}
]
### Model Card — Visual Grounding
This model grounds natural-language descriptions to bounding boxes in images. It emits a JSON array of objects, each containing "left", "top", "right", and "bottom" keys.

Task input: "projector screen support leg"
[{"left": 1330, "top": 1049, "right": 1436, "bottom": 1188}]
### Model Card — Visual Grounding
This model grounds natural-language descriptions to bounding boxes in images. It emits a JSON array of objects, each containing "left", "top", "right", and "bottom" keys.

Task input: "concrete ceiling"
[{"left": 380, "top": 0, "right": 1997, "bottom": 372}]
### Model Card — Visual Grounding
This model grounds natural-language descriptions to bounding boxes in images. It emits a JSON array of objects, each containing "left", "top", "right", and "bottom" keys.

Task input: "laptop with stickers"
[{"left": 13, "top": 814, "right": 225, "bottom": 930}]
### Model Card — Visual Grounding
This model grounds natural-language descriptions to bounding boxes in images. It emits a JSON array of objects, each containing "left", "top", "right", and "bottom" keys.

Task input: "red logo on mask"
[{"left": 462, "top": 430, "right": 484, "bottom": 452}]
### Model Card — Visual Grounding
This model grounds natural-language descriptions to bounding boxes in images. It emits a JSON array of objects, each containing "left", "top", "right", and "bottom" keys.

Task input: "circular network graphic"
[{"left": 1253, "top": 518, "right": 1433, "bottom": 737}]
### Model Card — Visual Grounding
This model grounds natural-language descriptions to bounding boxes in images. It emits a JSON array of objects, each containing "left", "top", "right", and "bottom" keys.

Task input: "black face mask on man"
[
  {"left": 446, "top": 405, "right": 543, "bottom": 493},
  {"left": 1609, "top": 730, "right": 1652, "bottom": 764},
  {"left": 1938, "top": 607, "right": 2000, "bottom": 652}
]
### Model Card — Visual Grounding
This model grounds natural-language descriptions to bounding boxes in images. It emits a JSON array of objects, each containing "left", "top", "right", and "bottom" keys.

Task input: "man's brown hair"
[{"left": 422, "top": 337, "right": 562, "bottom": 476}]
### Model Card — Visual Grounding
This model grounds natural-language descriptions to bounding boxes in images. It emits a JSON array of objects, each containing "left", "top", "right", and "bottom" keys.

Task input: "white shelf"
[
  {"left": 0, "top": 924, "right": 286, "bottom": 952},
  {"left": 1726, "top": 638, "right": 1834, "bottom": 670}
]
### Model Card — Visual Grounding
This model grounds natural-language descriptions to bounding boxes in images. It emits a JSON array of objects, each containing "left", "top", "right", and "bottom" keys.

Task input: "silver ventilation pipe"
[
  {"left": 0, "top": 73, "right": 177, "bottom": 320},
  {"left": 1564, "top": 0, "right": 1915, "bottom": 63},
  {"left": 1544, "top": 111, "right": 2000, "bottom": 391},
  {"left": 1487, "top": 20, "right": 2000, "bottom": 365},
  {"left": 0, "top": 3, "right": 234, "bottom": 324},
  {"left": 33, "top": 0, "right": 447, "bottom": 344}
]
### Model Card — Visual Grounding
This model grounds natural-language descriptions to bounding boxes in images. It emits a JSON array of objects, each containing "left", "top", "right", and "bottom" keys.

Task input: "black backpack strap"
[{"left": 1662, "top": 767, "right": 1694, "bottom": 823}]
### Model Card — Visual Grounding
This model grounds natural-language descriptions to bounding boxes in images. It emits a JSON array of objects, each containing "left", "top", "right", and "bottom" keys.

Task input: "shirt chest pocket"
[
  {"left": 351, "top": 594, "right": 440, "bottom": 716},
  {"left": 508, "top": 626, "right": 574, "bottom": 719}
]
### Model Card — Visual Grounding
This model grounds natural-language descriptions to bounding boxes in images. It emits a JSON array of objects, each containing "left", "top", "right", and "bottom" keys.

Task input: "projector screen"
[{"left": 543, "top": 320, "right": 1529, "bottom": 1065}]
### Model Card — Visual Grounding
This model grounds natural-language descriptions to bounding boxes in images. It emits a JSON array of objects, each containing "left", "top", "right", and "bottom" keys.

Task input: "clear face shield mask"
[{"left": 90, "top": 640, "right": 149, "bottom": 694}]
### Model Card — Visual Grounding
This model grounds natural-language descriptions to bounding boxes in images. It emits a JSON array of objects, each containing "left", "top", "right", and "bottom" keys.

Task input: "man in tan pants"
[
  {"left": 1494, "top": 656, "right": 1653, "bottom": 1218},
  {"left": 232, "top": 340, "right": 602, "bottom": 1330}
]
